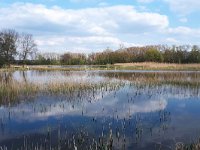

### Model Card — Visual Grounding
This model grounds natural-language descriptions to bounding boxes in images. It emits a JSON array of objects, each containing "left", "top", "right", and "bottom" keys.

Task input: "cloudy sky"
[{"left": 0, "top": 0, "right": 200, "bottom": 53}]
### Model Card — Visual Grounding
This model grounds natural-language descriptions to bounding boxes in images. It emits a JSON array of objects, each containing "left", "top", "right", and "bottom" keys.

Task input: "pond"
[{"left": 0, "top": 70, "right": 200, "bottom": 150}]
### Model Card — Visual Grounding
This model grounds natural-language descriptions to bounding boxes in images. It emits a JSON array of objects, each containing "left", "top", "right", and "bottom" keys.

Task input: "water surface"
[{"left": 0, "top": 70, "right": 200, "bottom": 150}]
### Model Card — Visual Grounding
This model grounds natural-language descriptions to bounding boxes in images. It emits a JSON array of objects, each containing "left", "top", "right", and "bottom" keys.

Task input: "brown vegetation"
[{"left": 114, "top": 62, "right": 200, "bottom": 70}]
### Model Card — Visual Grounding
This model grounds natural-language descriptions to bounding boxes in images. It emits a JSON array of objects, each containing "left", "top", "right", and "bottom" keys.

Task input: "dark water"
[{"left": 0, "top": 70, "right": 200, "bottom": 150}]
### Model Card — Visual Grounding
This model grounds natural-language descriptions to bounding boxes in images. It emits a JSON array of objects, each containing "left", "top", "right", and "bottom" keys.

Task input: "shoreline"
[{"left": 0, "top": 62, "right": 200, "bottom": 71}]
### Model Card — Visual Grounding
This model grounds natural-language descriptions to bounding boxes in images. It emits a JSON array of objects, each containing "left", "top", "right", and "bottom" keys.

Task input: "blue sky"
[{"left": 0, "top": 0, "right": 200, "bottom": 53}]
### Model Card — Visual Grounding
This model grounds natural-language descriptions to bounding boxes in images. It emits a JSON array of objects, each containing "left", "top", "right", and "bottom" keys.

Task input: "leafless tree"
[{"left": 19, "top": 33, "right": 37, "bottom": 65}]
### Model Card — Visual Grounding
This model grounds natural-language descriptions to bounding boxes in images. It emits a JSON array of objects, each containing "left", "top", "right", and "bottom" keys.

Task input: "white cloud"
[
  {"left": 166, "top": 37, "right": 179, "bottom": 44},
  {"left": 69, "top": 0, "right": 99, "bottom": 2},
  {"left": 167, "top": 26, "right": 200, "bottom": 36},
  {"left": 0, "top": 3, "right": 169, "bottom": 52},
  {"left": 35, "top": 35, "right": 138, "bottom": 53},
  {"left": 164, "top": 0, "right": 200, "bottom": 15},
  {"left": 0, "top": 2, "right": 199, "bottom": 52},
  {"left": 137, "top": 0, "right": 155, "bottom": 3},
  {"left": 179, "top": 17, "right": 188, "bottom": 23},
  {"left": 158, "top": 26, "right": 200, "bottom": 45}
]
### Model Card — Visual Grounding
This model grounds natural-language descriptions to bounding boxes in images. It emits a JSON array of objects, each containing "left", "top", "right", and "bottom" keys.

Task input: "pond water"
[{"left": 0, "top": 70, "right": 200, "bottom": 150}]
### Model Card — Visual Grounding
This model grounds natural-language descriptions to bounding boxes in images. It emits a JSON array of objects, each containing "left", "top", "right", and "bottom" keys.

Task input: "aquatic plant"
[{"left": 0, "top": 72, "right": 125, "bottom": 105}]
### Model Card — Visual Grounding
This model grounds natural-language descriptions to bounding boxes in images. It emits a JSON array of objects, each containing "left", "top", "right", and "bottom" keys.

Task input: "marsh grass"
[
  {"left": 2, "top": 62, "right": 200, "bottom": 72},
  {"left": 17, "top": 65, "right": 110, "bottom": 71},
  {"left": 0, "top": 79, "right": 39, "bottom": 104},
  {"left": 175, "top": 139, "right": 200, "bottom": 150},
  {"left": 1, "top": 70, "right": 200, "bottom": 104},
  {"left": 101, "top": 71, "right": 200, "bottom": 88},
  {"left": 114, "top": 62, "right": 200, "bottom": 71},
  {"left": 0, "top": 74, "right": 124, "bottom": 105}
]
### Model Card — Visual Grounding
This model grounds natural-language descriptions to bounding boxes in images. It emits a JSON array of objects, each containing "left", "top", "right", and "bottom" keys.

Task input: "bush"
[{"left": 144, "top": 48, "right": 163, "bottom": 62}]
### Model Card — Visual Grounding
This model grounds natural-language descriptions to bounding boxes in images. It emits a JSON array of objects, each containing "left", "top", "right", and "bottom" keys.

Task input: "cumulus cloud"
[
  {"left": 0, "top": 2, "right": 199, "bottom": 52},
  {"left": 0, "top": 3, "right": 169, "bottom": 52},
  {"left": 167, "top": 26, "right": 200, "bottom": 36},
  {"left": 35, "top": 36, "right": 139, "bottom": 53},
  {"left": 159, "top": 26, "right": 200, "bottom": 45}
]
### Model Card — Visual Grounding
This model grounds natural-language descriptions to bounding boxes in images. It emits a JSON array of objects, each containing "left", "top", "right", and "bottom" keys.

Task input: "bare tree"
[
  {"left": 118, "top": 43, "right": 125, "bottom": 52},
  {"left": 19, "top": 33, "right": 37, "bottom": 66},
  {"left": 0, "top": 33, "right": 4, "bottom": 44}
]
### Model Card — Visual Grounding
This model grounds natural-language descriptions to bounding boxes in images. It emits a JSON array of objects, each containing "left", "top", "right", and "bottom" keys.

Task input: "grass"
[
  {"left": 1, "top": 62, "right": 200, "bottom": 71},
  {"left": 0, "top": 65, "right": 111, "bottom": 72},
  {"left": 114, "top": 62, "right": 200, "bottom": 71},
  {"left": 0, "top": 74, "right": 124, "bottom": 104},
  {"left": 100, "top": 71, "right": 200, "bottom": 88},
  {"left": 1, "top": 70, "right": 200, "bottom": 104},
  {"left": 0, "top": 79, "right": 39, "bottom": 104},
  {"left": 175, "top": 140, "right": 200, "bottom": 150}
]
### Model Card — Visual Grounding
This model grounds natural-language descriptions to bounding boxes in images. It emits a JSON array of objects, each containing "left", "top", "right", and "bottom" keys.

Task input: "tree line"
[
  {"left": 33, "top": 45, "right": 200, "bottom": 65},
  {"left": 94, "top": 45, "right": 200, "bottom": 64},
  {"left": 1, "top": 29, "right": 200, "bottom": 67}
]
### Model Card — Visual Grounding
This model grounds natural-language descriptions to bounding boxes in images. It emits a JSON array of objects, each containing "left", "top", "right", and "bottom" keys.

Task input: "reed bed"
[
  {"left": 1, "top": 70, "right": 200, "bottom": 104},
  {"left": 1, "top": 62, "right": 200, "bottom": 72},
  {"left": 0, "top": 75, "right": 124, "bottom": 105},
  {"left": 114, "top": 62, "right": 200, "bottom": 71},
  {"left": 0, "top": 79, "right": 39, "bottom": 104},
  {"left": 100, "top": 71, "right": 200, "bottom": 87},
  {"left": 175, "top": 140, "right": 200, "bottom": 150}
]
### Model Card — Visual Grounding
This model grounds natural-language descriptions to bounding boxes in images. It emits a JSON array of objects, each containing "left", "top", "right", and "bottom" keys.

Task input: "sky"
[{"left": 0, "top": 0, "right": 200, "bottom": 53}]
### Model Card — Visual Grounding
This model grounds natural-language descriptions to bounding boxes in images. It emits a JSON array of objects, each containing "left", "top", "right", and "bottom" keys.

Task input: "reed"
[
  {"left": 1, "top": 62, "right": 200, "bottom": 72},
  {"left": 0, "top": 79, "right": 39, "bottom": 104},
  {"left": 1, "top": 70, "right": 200, "bottom": 104},
  {"left": 114, "top": 62, "right": 200, "bottom": 71},
  {"left": 0, "top": 74, "right": 124, "bottom": 105},
  {"left": 100, "top": 71, "right": 200, "bottom": 87},
  {"left": 175, "top": 140, "right": 200, "bottom": 150}
]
